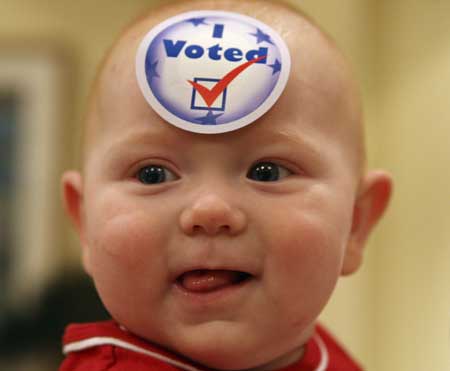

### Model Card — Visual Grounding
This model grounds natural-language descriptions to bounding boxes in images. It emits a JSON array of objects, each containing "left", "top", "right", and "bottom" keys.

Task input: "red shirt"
[{"left": 60, "top": 321, "right": 362, "bottom": 371}]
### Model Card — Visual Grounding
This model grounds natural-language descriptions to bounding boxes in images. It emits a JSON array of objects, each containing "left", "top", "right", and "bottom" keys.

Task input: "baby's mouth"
[{"left": 176, "top": 270, "right": 252, "bottom": 293}]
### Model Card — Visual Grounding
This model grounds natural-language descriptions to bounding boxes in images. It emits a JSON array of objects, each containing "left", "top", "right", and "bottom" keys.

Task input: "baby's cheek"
[
  {"left": 85, "top": 207, "right": 170, "bottom": 318},
  {"left": 264, "top": 209, "right": 343, "bottom": 319},
  {"left": 86, "top": 202, "right": 166, "bottom": 272},
  {"left": 272, "top": 207, "right": 339, "bottom": 262}
]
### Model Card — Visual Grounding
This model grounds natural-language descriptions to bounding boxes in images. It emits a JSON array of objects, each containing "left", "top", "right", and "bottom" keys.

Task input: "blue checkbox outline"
[{"left": 190, "top": 77, "right": 228, "bottom": 111}]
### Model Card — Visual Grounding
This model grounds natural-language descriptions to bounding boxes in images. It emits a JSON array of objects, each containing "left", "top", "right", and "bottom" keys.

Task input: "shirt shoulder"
[
  {"left": 59, "top": 321, "right": 206, "bottom": 371},
  {"left": 283, "top": 324, "right": 363, "bottom": 371},
  {"left": 314, "top": 324, "right": 363, "bottom": 371}
]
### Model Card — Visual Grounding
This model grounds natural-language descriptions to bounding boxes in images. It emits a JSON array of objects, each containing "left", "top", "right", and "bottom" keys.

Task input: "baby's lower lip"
[
  {"left": 177, "top": 269, "right": 252, "bottom": 294},
  {"left": 173, "top": 269, "right": 253, "bottom": 304}
]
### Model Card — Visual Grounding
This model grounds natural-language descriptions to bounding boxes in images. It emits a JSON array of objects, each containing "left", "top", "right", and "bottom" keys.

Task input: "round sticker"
[{"left": 136, "top": 10, "right": 291, "bottom": 134}]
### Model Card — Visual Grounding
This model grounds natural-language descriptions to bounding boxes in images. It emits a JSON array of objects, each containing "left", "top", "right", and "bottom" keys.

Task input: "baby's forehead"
[{"left": 86, "top": 0, "right": 364, "bottom": 173}]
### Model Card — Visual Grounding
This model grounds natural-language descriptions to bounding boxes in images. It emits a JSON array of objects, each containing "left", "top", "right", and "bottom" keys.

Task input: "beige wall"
[
  {"left": 376, "top": 1, "right": 450, "bottom": 370},
  {"left": 1, "top": 1, "right": 449, "bottom": 370}
]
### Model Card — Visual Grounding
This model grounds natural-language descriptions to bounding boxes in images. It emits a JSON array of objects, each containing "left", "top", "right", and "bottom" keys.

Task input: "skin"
[{"left": 62, "top": 1, "right": 392, "bottom": 370}]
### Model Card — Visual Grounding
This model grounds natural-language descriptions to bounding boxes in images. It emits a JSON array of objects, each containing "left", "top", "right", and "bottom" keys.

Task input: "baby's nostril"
[{"left": 191, "top": 224, "right": 230, "bottom": 234}]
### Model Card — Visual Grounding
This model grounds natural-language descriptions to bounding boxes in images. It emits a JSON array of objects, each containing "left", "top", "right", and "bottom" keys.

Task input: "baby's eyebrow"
[
  {"left": 107, "top": 127, "right": 182, "bottom": 150},
  {"left": 253, "top": 128, "right": 322, "bottom": 159},
  {"left": 104, "top": 124, "right": 322, "bottom": 165}
]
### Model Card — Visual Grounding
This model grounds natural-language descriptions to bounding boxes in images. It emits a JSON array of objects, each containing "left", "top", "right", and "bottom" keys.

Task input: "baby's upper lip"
[{"left": 170, "top": 262, "right": 258, "bottom": 283}]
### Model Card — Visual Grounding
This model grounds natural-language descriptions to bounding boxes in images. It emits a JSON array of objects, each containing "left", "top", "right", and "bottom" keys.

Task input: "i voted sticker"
[{"left": 136, "top": 10, "right": 291, "bottom": 134}]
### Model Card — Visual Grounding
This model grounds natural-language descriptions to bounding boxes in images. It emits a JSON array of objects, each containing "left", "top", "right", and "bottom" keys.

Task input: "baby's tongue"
[{"left": 180, "top": 270, "right": 242, "bottom": 293}]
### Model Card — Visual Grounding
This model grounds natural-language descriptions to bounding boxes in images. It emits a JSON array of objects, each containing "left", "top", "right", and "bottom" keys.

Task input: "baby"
[{"left": 60, "top": 1, "right": 392, "bottom": 370}]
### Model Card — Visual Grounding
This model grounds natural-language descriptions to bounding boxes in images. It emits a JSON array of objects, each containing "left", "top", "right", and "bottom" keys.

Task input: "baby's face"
[
  {"left": 82, "top": 77, "right": 359, "bottom": 371},
  {"left": 74, "top": 8, "right": 366, "bottom": 371}
]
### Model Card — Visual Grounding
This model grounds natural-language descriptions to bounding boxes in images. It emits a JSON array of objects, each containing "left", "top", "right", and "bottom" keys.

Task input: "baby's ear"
[
  {"left": 61, "top": 171, "right": 91, "bottom": 274},
  {"left": 341, "top": 170, "right": 393, "bottom": 276}
]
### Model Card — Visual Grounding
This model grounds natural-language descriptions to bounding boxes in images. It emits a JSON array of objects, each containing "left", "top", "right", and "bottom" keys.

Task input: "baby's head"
[{"left": 62, "top": 1, "right": 392, "bottom": 370}]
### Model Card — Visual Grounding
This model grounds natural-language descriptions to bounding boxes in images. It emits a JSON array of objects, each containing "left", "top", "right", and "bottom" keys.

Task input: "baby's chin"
[
  {"left": 115, "top": 308, "right": 314, "bottom": 370},
  {"left": 161, "top": 327, "right": 306, "bottom": 371},
  {"left": 173, "top": 344, "right": 276, "bottom": 371},
  {"left": 174, "top": 342, "right": 304, "bottom": 371}
]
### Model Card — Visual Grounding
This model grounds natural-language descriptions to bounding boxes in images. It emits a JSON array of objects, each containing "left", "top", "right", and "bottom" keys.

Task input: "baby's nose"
[{"left": 179, "top": 194, "right": 247, "bottom": 236}]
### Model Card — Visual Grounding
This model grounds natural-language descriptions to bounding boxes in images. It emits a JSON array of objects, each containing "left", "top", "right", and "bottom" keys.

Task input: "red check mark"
[{"left": 188, "top": 55, "right": 267, "bottom": 107}]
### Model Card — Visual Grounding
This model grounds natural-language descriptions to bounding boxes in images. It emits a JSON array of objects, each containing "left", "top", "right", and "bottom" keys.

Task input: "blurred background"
[{"left": 0, "top": 0, "right": 449, "bottom": 370}]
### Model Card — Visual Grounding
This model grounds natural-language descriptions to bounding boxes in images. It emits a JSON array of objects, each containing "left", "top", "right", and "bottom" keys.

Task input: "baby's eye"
[
  {"left": 247, "top": 161, "right": 292, "bottom": 182},
  {"left": 136, "top": 165, "right": 178, "bottom": 185}
]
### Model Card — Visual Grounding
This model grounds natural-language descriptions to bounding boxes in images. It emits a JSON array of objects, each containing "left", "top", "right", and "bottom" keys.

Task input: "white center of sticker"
[{"left": 136, "top": 10, "right": 291, "bottom": 134}]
